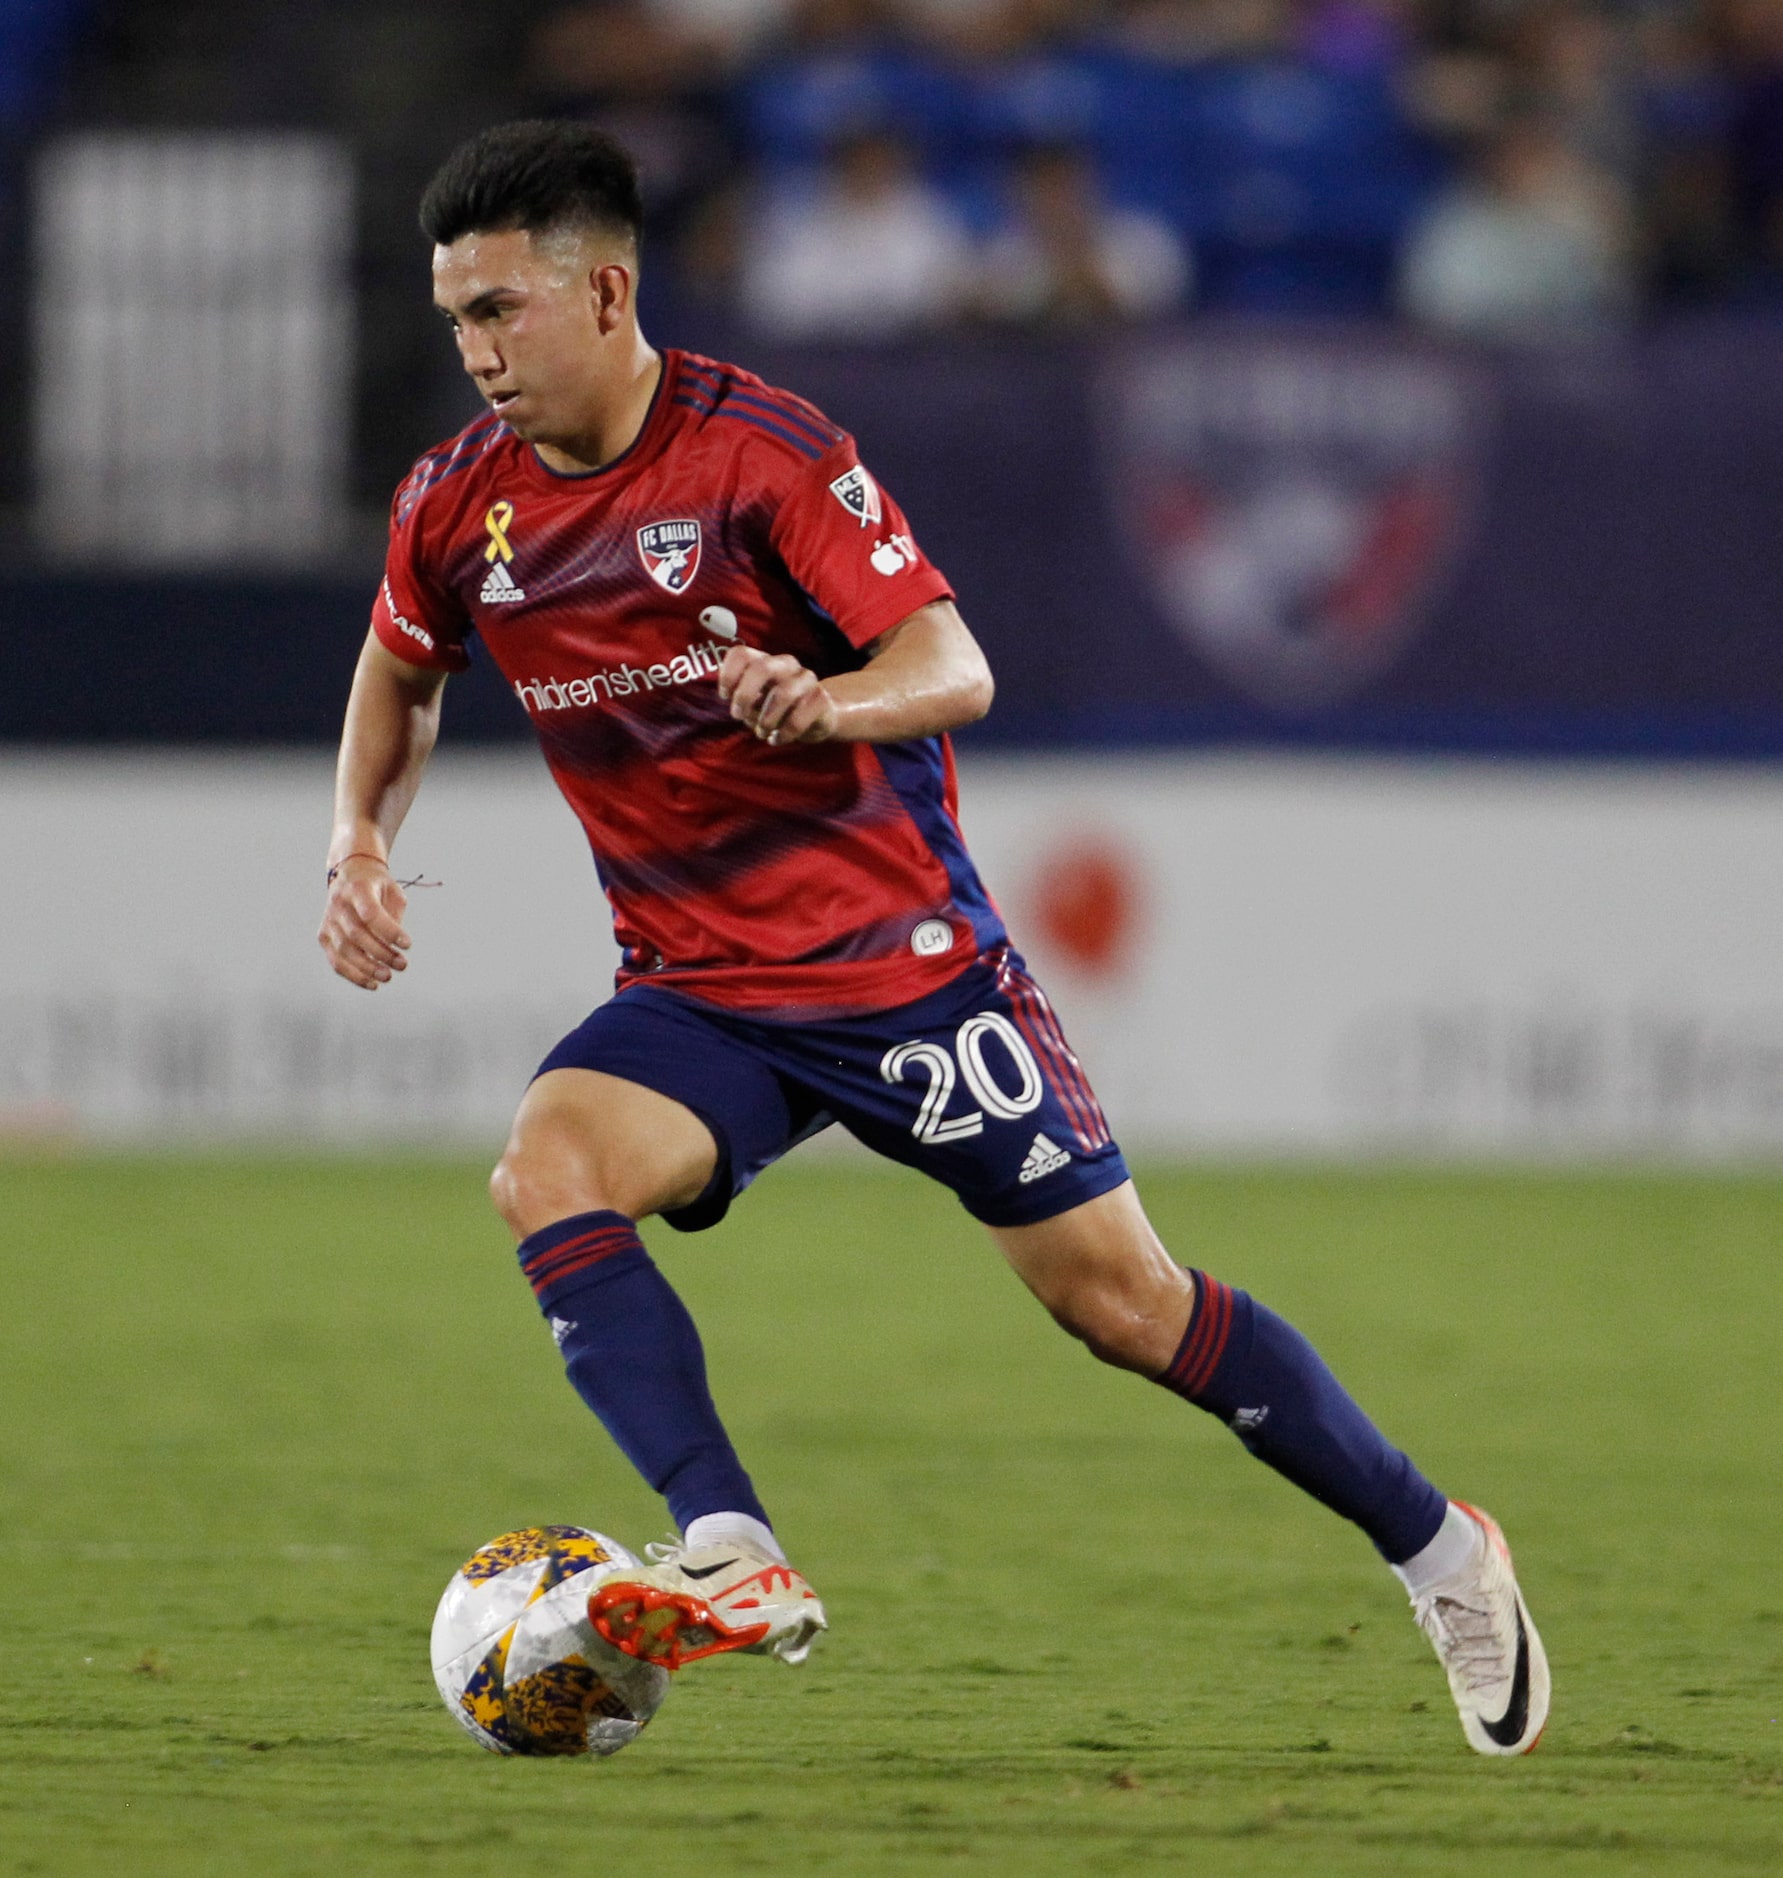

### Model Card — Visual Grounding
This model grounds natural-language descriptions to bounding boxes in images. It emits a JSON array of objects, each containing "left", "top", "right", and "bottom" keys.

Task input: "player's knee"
[
  {"left": 1040, "top": 1280, "right": 1158, "bottom": 1374},
  {"left": 1032, "top": 1259, "right": 1194, "bottom": 1375},
  {"left": 489, "top": 1131, "right": 618, "bottom": 1240},
  {"left": 488, "top": 1145, "right": 545, "bottom": 1238}
]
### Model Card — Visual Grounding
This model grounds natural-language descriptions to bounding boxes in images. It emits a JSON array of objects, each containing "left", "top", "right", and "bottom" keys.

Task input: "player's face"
[{"left": 432, "top": 227, "right": 623, "bottom": 445}]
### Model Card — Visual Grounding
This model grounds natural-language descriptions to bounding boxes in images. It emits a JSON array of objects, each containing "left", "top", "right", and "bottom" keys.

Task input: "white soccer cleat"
[
  {"left": 587, "top": 1538, "right": 827, "bottom": 1672},
  {"left": 1410, "top": 1501, "right": 1550, "bottom": 1756}
]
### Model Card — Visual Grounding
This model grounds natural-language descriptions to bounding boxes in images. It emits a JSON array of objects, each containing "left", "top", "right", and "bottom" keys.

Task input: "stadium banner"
[
  {"left": 7, "top": 751, "right": 1783, "bottom": 1158},
  {"left": 6, "top": 319, "right": 1783, "bottom": 757}
]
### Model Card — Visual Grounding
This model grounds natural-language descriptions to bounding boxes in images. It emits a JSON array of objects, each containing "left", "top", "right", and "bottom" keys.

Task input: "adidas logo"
[
  {"left": 1018, "top": 1132, "right": 1071, "bottom": 1184},
  {"left": 480, "top": 561, "right": 525, "bottom": 604},
  {"left": 549, "top": 1315, "right": 575, "bottom": 1349}
]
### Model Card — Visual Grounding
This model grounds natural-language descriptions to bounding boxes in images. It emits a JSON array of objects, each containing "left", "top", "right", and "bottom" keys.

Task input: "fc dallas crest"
[
  {"left": 1100, "top": 335, "right": 1484, "bottom": 710},
  {"left": 636, "top": 518, "right": 702, "bottom": 594}
]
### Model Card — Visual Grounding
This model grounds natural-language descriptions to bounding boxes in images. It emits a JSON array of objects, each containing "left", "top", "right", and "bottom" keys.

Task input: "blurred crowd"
[
  {"left": 514, "top": 0, "right": 1783, "bottom": 340},
  {"left": 11, "top": 0, "right": 1783, "bottom": 524},
  {"left": 12, "top": 0, "right": 1783, "bottom": 345}
]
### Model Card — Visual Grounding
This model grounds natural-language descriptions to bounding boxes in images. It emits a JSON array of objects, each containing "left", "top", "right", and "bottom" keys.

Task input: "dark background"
[
  {"left": 6, "top": 0, "right": 1783, "bottom": 756},
  {"left": 7, "top": 320, "right": 1783, "bottom": 756}
]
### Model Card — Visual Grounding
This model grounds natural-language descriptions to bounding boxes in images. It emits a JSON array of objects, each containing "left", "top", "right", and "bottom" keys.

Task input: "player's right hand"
[{"left": 318, "top": 855, "right": 412, "bottom": 989}]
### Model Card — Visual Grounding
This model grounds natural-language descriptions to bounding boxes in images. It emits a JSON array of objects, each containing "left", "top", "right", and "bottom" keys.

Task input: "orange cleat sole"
[{"left": 588, "top": 1580, "right": 772, "bottom": 1671}]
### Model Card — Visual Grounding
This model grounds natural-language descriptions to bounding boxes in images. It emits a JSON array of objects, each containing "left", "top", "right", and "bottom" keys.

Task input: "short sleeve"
[
  {"left": 768, "top": 442, "right": 954, "bottom": 650},
  {"left": 370, "top": 493, "right": 473, "bottom": 673}
]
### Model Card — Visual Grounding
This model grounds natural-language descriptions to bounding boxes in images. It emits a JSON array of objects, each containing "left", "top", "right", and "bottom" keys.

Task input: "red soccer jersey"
[{"left": 373, "top": 348, "right": 1006, "bottom": 1018}]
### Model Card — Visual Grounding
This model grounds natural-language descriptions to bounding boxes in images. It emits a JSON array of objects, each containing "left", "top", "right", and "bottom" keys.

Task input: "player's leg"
[
  {"left": 492, "top": 996, "right": 827, "bottom": 1668},
  {"left": 987, "top": 1184, "right": 1549, "bottom": 1754},
  {"left": 988, "top": 1183, "right": 1448, "bottom": 1558},
  {"left": 492, "top": 1066, "right": 776, "bottom": 1541},
  {"left": 805, "top": 945, "right": 1547, "bottom": 1752}
]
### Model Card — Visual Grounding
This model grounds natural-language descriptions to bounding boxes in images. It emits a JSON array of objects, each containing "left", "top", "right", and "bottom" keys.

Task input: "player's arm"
[
  {"left": 717, "top": 599, "right": 993, "bottom": 746},
  {"left": 318, "top": 632, "right": 450, "bottom": 989}
]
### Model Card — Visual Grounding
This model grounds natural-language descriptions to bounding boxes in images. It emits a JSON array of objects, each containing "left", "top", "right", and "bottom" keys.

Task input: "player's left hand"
[{"left": 718, "top": 647, "right": 838, "bottom": 745}]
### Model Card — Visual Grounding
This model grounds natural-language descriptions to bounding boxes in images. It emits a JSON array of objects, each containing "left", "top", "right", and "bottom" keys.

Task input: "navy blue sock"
[
  {"left": 516, "top": 1209, "right": 770, "bottom": 1534},
  {"left": 1160, "top": 1272, "right": 1447, "bottom": 1564}
]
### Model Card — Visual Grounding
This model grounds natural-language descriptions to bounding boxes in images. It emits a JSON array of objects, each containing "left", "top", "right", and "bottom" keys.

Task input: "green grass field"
[{"left": 2, "top": 1156, "right": 1779, "bottom": 1876}]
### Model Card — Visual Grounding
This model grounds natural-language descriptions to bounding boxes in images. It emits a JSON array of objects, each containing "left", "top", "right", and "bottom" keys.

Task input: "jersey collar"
[{"left": 521, "top": 349, "right": 681, "bottom": 487}]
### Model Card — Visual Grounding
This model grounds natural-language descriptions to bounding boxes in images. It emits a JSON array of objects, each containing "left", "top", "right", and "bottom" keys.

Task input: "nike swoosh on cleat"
[
  {"left": 678, "top": 1558, "right": 739, "bottom": 1580},
  {"left": 1480, "top": 1604, "right": 1532, "bottom": 1748}
]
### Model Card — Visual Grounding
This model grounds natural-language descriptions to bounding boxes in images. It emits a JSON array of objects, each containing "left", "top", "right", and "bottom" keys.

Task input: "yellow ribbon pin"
[{"left": 484, "top": 501, "right": 515, "bottom": 565}]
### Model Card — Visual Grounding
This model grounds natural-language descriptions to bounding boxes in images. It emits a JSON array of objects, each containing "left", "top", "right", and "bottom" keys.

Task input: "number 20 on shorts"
[{"left": 880, "top": 1013, "right": 1044, "bottom": 1144}]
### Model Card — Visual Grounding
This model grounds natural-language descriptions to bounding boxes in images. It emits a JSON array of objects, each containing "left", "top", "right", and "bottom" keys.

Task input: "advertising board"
[{"left": 7, "top": 752, "right": 1781, "bottom": 1157}]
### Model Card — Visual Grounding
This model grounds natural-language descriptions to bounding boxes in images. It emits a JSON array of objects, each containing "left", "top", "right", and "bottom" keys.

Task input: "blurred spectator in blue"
[
  {"left": 526, "top": 1, "right": 736, "bottom": 262},
  {"left": 964, "top": 5, "right": 1128, "bottom": 235},
  {"left": 737, "top": 122, "right": 976, "bottom": 334},
  {"left": 741, "top": 0, "right": 972, "bottom": 176},
  {"left": 1398, "top": 107, "right": 1634, "bottom": 339},
  {"left": 979, "top": 138, "right": 1191, "bottom": 322},
  {"left": 1082, "top": 0, "right": 1445, "bottom": 316}
]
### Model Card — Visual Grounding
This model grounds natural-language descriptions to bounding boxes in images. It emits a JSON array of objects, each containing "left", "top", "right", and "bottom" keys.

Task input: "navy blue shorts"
[{"left": 535, "top": 946, "right": 1131, "bottom": 1232}]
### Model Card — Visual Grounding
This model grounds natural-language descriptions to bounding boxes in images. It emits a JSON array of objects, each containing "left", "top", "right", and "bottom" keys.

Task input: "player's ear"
[{"left": 592, "top": 261, "right": 633, "bottom": 333}]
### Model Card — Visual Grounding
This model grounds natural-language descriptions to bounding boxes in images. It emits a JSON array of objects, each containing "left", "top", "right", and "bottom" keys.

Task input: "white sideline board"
[{"left": 3, "top": 749, "right": 1782, "bottom": 1157}]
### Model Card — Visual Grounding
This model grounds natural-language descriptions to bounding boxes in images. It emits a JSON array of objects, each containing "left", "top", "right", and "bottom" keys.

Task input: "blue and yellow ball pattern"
[{"left": 430, "top": 1525, "right": 670, "bottom": 1757}]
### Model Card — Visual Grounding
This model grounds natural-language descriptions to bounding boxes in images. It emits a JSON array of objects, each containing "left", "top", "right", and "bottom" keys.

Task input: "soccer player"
[{"left": 319, "top": 121, "right": 1549, "bottom": 1756}]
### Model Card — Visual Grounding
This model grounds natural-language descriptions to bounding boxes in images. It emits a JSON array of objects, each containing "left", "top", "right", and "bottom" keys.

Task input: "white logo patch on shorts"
[
  {"left": 911, "top": 919, "right": 954, "bottom": 957},
  {"left": 1018, "top": 1133, "right": 1071, "bottom": 1183}
]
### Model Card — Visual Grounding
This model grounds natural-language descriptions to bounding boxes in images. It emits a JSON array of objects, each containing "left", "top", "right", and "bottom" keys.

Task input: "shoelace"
[
  {"left": 1415, "top": 1594, "right": 1511, "bottom": 1695},
  {"left": 643, "top": 1537, "right": 688, "bottom": 1568}
]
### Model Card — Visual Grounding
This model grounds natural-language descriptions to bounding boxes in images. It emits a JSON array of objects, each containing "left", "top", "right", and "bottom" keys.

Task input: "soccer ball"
[{"left": 430, "top": 1525, "right": 670, "bottom": 1757}]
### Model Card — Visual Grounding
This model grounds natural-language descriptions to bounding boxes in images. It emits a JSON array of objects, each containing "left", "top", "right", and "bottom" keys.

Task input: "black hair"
[{"left": 419, "top": 121, "right": 643, "bottom": 250}]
